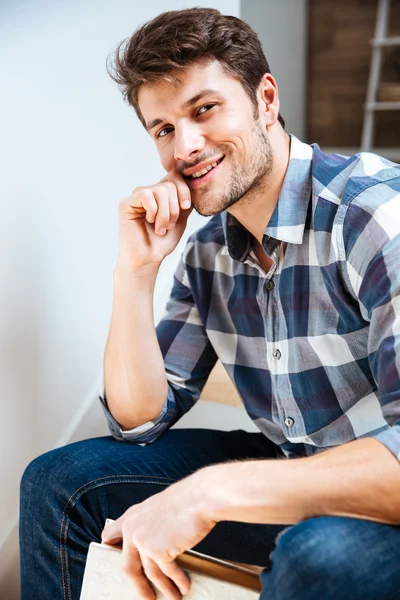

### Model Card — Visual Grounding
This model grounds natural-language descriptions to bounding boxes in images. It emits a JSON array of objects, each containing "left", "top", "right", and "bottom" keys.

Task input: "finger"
[
  {"left": 101, "top": 518, "right": 122, "bottom": 544},
  {"left": 118, "top": 193, "right": 144, "bottom": 224},
  {"left": 140, "top": 189, "right": 158, "bottom": 224},
  {"left": 173, "top": 176, "right": 192, "bottom": 210},
  {"left": 122, "top": 543, "right": 157, "bottom": 600},
  {"left": 166, "top": 184, "right": 180, "bottom": 230},
  {"left": 141, "top": 555, "right": 183, "bottom": 600},
  {"left": 152, "top": 187, "right": 171, "bottom": 235},
  {"left": 125, "top": 189, "right": 158, "bottom": 224},
  {"left": 160, "top": 171, "right": 191, "bottom": 210},
  {"left": 158, "top": 559, "right": 191, "bottom": 596}
]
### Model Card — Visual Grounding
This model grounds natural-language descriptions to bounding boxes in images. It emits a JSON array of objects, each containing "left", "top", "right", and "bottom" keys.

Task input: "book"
[{"left": 79, "top": 521, "right": 263, "bottom": 599}]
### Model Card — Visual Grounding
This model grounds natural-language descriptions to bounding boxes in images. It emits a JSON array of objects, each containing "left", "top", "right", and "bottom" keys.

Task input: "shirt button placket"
[
  {"left": 266, "top": 280, "right": 274, "bottom": 291},
  {"left": 284, "top": 417, "right": 295, "bottom": 428}
]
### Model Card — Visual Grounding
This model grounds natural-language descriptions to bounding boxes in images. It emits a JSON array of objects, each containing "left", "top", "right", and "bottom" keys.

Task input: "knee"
[
  {"left": 20, "top": 439, "right": 102, "bottom": 512},
  {"left": 261, "top": 517, "right": 359, "bottom": 599},
  {"left": 277, "top": 517, "right": 349, "bottom": 573},
  {"left": 20, "top": 446, "right": 70, "bottom": 508},
  {"left": 20, "top": 437, "right": 141, "bottom": 513}
]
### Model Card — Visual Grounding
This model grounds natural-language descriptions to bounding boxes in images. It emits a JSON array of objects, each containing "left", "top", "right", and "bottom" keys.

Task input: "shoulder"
[
  {"left": 310, "top": 144, "right": 399, "bottom": 249},
  {"left": 311, "top": 143, "right": 399, "bottom": 211},
  {"left": 339, "top": 153, "right": 400, "bottom": 255}
]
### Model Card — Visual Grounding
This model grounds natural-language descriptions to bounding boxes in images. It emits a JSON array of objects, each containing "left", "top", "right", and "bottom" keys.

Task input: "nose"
[{"left": 173, "top": 121, "right": 206, "bottom": 163}]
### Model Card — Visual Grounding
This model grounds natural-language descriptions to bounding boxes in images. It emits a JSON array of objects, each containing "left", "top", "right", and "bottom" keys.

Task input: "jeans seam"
[{"left": 59, "top": 473, "right": 176, "bottom": 600}]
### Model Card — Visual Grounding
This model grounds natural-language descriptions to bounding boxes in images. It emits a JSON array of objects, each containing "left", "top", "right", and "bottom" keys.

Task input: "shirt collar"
[{"left": 221, "top": 134, "right": 313, "bottom": 261}]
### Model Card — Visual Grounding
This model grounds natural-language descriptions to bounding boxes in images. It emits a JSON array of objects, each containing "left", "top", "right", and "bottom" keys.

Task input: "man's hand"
[
  {"left": 101, "top": 470, "right": 217, "bottom": 600},
  {"left": 117, "top": 168, "right": 193, "bottom": 273}
]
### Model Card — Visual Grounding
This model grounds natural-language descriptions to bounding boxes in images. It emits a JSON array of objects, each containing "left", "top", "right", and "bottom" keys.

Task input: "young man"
[{"left": 20, "top": 7, "right": 400, "bottom": 600}]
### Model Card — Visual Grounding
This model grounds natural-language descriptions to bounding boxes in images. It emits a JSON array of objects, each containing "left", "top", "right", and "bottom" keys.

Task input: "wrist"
[
  {"left": 192, "top": 465, "right": 227, "bottom": 524},
  {"left": 114, "top": 261, "right": 160, "bottom": 280}
]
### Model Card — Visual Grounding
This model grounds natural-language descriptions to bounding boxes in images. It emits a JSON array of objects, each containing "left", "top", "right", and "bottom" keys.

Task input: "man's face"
[{"left": 138, "top": 60, "right": 273, "bottom": 216}]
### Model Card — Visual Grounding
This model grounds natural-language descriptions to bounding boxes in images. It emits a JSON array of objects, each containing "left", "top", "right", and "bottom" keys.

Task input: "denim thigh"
[
  {"left": 20, "top": 428, "right": 286, "bottom": 600},
  {"left": 261, "top": 515, "right": 400, "bottom": 600}
]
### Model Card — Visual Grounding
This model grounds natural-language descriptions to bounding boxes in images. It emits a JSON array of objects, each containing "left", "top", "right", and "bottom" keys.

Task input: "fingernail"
[
  {"left": 182, "top": 199, "right": 191, "bottom": 208},
  {"left": 159, "top": 227, "right": 166, "bottom": 235}
]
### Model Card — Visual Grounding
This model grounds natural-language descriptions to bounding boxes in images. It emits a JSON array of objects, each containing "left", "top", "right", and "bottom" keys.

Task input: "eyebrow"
[{"left": 145, "top": 88, "right": 221, "bottom": 133}]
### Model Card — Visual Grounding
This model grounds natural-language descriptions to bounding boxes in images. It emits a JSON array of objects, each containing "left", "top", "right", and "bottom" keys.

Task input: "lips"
[
  {"left": 182, "top": 156, "right": 225, "bottom": 179},
  {"left": 193, "top": 156, "right": 224, "bottom": 179},
  {"left": 186, "top": 156, "right": 225, "bottom": 187}
]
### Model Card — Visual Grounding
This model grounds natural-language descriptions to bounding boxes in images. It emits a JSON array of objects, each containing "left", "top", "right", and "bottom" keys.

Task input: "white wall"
[
  {"left": 241, "top": 0, "right": 308, "bottom": 141},
  {"left": 0, "top": 1, "right": 240, "bottom": 597}
]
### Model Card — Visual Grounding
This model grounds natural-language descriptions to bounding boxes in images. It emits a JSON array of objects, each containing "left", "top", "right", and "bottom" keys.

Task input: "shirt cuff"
[
  {"left": 373, "top": 424, "right": 400, "bottom": 463},
  {"left": 98, "top": 380, "right": 173, "bottom": 445}
]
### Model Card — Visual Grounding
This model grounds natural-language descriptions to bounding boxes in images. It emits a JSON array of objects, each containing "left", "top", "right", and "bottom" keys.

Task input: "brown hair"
[{"left": 106, "top": 7, "right": 285, "bottom": 129}]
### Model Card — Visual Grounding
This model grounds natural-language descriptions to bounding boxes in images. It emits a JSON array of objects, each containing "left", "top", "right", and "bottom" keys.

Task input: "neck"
[{"left": 227, "top": 128, "right": 291, "bottom": 247}]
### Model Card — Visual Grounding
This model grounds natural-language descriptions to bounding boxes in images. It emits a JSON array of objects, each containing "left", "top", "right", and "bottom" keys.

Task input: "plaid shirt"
[{"left": 100, "top": 134, "right": 400, "bottom": 462}]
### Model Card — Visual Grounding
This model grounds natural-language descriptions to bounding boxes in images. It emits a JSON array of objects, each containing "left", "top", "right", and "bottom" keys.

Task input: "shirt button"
[
  {"left": 285, "top": 417, "right": 295, "bottom": 428},
  {"left": 272, "top": 349, "right": 281, "bottom": 360},
  {"left": 266, "top": 280, "right": 274, "bottom": 291}
]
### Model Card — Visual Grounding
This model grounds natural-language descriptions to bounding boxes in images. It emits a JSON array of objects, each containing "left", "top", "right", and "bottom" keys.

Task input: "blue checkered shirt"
[{"left": 100, "top": 134, "right": 400, "bottom": 462}]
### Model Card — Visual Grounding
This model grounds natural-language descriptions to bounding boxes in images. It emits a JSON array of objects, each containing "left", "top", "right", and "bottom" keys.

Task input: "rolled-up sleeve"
[
  {"left": 99, "top": 238, "right": 218, "bottom": 444},
  {"left": 342, "top": 173, "right": 400, "bottom": 462},
  {"left": 99, "top": 384, "right": 174, "bottom": 444}
]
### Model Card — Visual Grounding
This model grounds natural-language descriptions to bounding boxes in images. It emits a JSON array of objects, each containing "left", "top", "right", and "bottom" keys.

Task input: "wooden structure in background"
[
  {"left": 200, "top": 360, "right": 242, "bottom": 407},
  {"left": 307, "top": 0, "right": 400, "bottom": 148}
]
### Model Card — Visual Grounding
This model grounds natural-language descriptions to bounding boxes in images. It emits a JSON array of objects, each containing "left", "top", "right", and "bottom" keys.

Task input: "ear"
[{"left": 257, "top": 73, "right": 280, "bottom": 128}]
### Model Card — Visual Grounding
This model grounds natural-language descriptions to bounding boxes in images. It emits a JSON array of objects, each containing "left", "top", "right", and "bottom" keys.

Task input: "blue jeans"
[{"left": 20, "top": 429, "right": 400, "bottom": 599}]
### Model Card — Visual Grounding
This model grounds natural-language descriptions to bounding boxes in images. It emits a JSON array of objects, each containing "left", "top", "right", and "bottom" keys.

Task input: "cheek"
[
  {"left": 217, "top": 111, "right": 252, "bottom": 145},
  {"left": 216, "top": 125, "right": 250, "bottom": 155},
  {"left": 159, "top": 147, "right": 174, "bottom": 172},
  {"left": 219, "top": 135, "right": 246, "bottom": 155}
]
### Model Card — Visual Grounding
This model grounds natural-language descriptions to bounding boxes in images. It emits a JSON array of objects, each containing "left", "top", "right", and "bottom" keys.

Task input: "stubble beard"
[{"left": 192, "top": 118, "right": 274, "bottom": 217}]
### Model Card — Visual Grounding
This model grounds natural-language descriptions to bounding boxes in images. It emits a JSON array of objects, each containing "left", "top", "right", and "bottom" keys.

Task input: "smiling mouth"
[{"left": 184, "top": 156, "right": 225, "bottom": 184}]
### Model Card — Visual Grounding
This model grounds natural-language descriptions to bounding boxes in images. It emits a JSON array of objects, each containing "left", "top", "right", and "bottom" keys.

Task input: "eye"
[
  {"left": 157, "top": 126, "right": 174, "bottom": 139},
  {"left": 155, "top": 104, "right": 216, "bottom": 139},
  {"left": 197, "top": 103, "right": 216, "bottom": 116}
]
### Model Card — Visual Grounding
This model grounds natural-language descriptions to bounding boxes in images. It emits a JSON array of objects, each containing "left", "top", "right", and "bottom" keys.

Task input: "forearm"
[
  {"left": 104, "top": 263, "right": 168, "bottom": 430},
  {"left": 198, "top": 437, "right": 400, "bottom": 526}
]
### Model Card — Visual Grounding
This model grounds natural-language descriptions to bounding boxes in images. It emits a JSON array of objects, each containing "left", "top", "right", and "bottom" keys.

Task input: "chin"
[
  {"left": 191, "top": 182, "right": 242, "bottom": 216},
  {"left": 192, "top": 199, "right": 225, "bottom": 218}
]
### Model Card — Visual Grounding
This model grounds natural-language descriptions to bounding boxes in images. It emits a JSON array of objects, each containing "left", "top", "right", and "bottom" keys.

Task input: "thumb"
[{"left": 101, "top": 518, "right": 122, "bottom": 543}]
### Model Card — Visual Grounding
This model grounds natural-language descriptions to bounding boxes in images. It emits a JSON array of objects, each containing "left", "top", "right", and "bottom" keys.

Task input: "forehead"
[{"left": 138, "top": 60, "right": 244, "bottom": 123}]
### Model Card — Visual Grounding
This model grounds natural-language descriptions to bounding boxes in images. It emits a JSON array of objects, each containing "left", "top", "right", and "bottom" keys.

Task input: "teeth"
[{"left": 191, "top": 160, "right": 220, "bottom": 179}]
